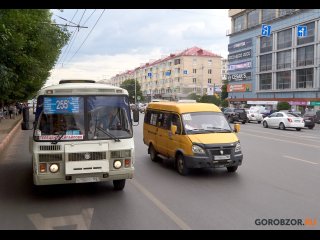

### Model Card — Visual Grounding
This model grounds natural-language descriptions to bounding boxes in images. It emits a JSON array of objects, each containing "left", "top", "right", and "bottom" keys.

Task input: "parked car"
[
  {"left": 303, "top": 110, "right": 320, "bottom": 124},
  {"left": 261, "top": 109, "right": 277, "bottom": 118},
  {"left": 303, "top": 112, "right": 317, "bottom": 129},
  {"left": 223, "top": 108, "right": 248, "bottom": 124},
  {"left": 246, "top": 108, "right": 263, "bottom": 124},
  {"left": 262, "top": 112, "right": 304, "bottom": 131}
]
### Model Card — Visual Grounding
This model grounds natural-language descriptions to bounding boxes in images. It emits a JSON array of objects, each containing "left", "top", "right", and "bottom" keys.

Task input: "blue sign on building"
[
  {"left": 165, "top": 71, "right": 171, "bottom": 76},
  {"left": 183, "top": 70, "right": 188, "bottom": 74},
  {"left": 297, "top": 26, "right": 308, "bottom": 37},
  {"left": 261, "top": 24, "right": 271, "bottom": 37},
  {"left": 147, "top": 72, "right": 152, "bottom": 77}
]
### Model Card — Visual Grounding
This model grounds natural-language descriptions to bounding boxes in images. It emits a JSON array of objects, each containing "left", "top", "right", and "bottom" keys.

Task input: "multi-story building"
[
  {"left": 227, "top": 9, "right": 320, "bottom": 111},
  {"left": 110, "top": 46, "right": 222, "bottom": 101},
  {"left": 221, "top": 58, "right": 228, "bottom": 82}
]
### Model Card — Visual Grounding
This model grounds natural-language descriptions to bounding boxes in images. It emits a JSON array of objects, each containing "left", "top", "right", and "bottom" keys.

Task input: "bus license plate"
[
  {"left": 76, "top": 177, "right": 100, "bottom": 183},
  {"left": 214, "top": 155, "right": 230, "bottom": 160}
]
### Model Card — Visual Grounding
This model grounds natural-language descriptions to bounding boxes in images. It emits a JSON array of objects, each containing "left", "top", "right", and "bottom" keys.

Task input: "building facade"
[
  {"left": 227, "top": 9, "right": 320, "bottom": 111},
  {"left": 110, "top": 47, "right": 222, "bottom": 101}
]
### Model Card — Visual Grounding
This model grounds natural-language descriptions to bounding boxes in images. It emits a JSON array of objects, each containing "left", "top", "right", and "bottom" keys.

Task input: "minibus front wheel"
[
  {"left": 176, "top": 154, "right": 189, "bottom": 176},
  {"left": 149, "top": 144, "right": 159, "bottom": 162}
]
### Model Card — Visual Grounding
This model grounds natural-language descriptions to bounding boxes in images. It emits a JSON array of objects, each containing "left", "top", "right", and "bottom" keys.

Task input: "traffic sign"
[
  {"left": 297, "top": 26, "right": 307, "bottom": 37},
  {"left": 261, "top": 24, "right": 271, "bottom": 37}
]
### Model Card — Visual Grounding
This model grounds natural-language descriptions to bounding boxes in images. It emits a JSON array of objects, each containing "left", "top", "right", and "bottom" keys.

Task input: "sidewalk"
[{"left": 0, "top": 115, "right": 23, "bottom": 153}]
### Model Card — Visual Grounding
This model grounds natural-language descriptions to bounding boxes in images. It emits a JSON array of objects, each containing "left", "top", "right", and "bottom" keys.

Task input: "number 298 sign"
[{"left": 44, "top": 97, "right": 80, "bottom": 114}]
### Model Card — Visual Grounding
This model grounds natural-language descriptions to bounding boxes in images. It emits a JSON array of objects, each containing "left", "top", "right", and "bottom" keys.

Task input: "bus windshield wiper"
[
  {"left": 96, "top": 126, "right": 120, "bottom": 142},
  {"left": 206, "top": 127, "right": 232, "bottom": 133},
  {"left": 51, "top": 131, "right": 66, "bottom": 144}
]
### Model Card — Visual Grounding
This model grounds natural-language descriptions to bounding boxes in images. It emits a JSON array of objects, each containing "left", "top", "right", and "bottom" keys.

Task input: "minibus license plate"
[
  {"left": 76, "top": 177, "right": 100, "bottom": 183},
  {"left": 214, "top": 155, "right": 230, "bottom": 160}
]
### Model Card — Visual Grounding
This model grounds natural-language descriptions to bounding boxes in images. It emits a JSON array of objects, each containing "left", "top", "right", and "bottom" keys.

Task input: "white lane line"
[
  {"left": 240, "top": 132, "right": 320, "bottom": 149},
  {"left": 131, "top": 180, "right": 191, "bottom": 230},
  {"left": 283, "top": 155, "right": 318, "bottom": 165}
]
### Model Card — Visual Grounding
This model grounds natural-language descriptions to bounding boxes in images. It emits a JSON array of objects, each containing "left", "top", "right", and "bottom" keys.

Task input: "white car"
[
  {"left": 262, "top": 112, "right": 304, "bottom": 131},
  {"left": 246, "top": 109, "right": 263, "bottom": 123}
]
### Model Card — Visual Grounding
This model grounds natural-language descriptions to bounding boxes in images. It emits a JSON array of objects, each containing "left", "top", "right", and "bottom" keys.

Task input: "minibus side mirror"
[
  {"left": 171, "top": 125, "right": 177, "bottom": 135},
  {"left": 234, "top": 123, "right": 240, "bottom": 133},
  {"left": 133, "top": 109, "right": 139, "bottom": 122},
  {"left": 21, "top": 107, "right": 33, "bottom": 130}
]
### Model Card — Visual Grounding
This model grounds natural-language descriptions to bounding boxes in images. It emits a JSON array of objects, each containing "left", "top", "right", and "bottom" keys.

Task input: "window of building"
[
  {"left": 174, "top": 68, "right": 180, "bottom": 74},
  {"left": 193, "top": 69, "right": 197, "bottom": 74},
  {"left": 276, "top": 71, "right": 291, "bottom": 89},
  {"left": 259, "top": 73, "right": 272, "bottom": 90},
  {"left": 277, "top": 50, "right": 291, "bottom": 69},
  {"left": 260, "top": 35, "right": 273, "bottom": 53},
  {"left": 297, "top": 22, "right": 315, "bottom": 45},
  {"left": 208, "top": 69, "right": 212, "bottom": 74},
  {"left": 297, "top": 45, "right": 314, "bottom": 66},
  {"left": 260, "top": 53, "right": 272, "bottom": 72},
  {"left": 296, "top": 68, "right": 313, "bottom": 89},
  {"left": 234, "top": 14, "right": 245, "bottom": 32},
  {"left": 279, "top": 9, "right": 295, "bottom": 17},
  {"left": 248, "top": 9, "right": 259, "bottom": 28},
  {"left": 208, "top": 79, "right": 212, "bottom": 83},
  {"left": 277, "top": 29, "right": 292, "bottom": 50},
  {"left": 193, "top": 78, "right": 196, "bottom": 83},
  {"left": 174, "top": 59, "right": 181, "bottom": 65},
  {"left": 193, "top": 59, "right": 197, "bottom": 65},
  {"left": 262, "top": 9, "right": 276, "bottom": 22},
  {"left": 208, "top": 59, "right": 212, "bottom": 65}
]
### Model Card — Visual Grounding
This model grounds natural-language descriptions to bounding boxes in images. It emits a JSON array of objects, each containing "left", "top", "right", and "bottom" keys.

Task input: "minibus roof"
[{"left": 147, "top": 102, "right": 221, "bottom": 114}]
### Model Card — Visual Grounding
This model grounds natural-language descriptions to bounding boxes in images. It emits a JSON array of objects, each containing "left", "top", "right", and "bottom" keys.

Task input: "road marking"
[
  {"left": 283, "top": 155, "right": 318, "bottom": 165},
  {"left": 131, "top": 180, "right": 191, "bottom": 230},
  {"left": 240, "top": 132, "right": 320, "bottom": 149},
  {"left": 28, "top": 208, "right": 94, "bottom": 230}
]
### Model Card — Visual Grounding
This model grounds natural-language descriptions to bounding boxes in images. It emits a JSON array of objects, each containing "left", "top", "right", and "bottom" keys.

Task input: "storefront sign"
[
  {"left": 228, "top": 38, "right": 252, "bottom": 52},
  {"left": 289, "top": 101, "right": 308, "bottom": 106},
  {"left": 228, "top": 61, "right": 252, "bottom": 72},
  {"left": 227, "top": 72, "right": 251, "bottom": 81},
  {"left": 228, "top": 49, "right": 252, "bottom": 62},
  {"left": 247, "top": 101, "right": 278, "bottom": 105},
  {"left": 310, "top": 101, "right": 320, "bottom": 106},
  {"left": 227, "top": 83, "right": 252, "bottom": 92}
]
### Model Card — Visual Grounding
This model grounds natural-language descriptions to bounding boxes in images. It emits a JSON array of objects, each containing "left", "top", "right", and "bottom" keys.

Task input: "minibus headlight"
[
  {"left": 235, "top": 142, "right": 241, "bottom": 152},
  {"left": 113, "top": 160, "right": 122, "bottom": 169},
  {"left": 49, "top": 163, "right": 59, "bottom": 173},
  {"left": 192, "top": 145, "right": 205, "bottom": 154}
]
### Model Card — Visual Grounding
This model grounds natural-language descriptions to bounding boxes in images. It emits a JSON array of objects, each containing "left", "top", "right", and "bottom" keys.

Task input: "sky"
[{"left": 46, "top": 9, "right": 230, "bottom": 87}]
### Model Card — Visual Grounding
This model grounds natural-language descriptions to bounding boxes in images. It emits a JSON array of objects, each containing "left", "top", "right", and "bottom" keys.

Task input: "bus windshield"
[{"left": 34, "top": 95, "right": 132, "bottom": 141}]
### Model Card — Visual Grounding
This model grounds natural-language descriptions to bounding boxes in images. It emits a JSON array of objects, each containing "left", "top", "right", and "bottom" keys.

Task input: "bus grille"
[
  {"left": 209, "top": 147, "right": 233, "bottom": 156},
  {"left": 39, "top": 145, "right": 61, "bottom": 151},
  {"left": 39, "top": 154, "right": 63, "bottom": 162},
  {"left": 68, "top": 152, "right": 107, "bottom": 161}
]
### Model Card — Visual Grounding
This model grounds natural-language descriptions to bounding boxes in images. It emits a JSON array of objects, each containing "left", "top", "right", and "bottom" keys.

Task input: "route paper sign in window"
[{"left": 44, "top": 97, "right": 80, "bottom": 114}]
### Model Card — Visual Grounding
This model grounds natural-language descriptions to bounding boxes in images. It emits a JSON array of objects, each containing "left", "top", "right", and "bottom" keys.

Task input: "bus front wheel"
[{"left": 113, "top": 179, "right": 126, "bottom": 190}]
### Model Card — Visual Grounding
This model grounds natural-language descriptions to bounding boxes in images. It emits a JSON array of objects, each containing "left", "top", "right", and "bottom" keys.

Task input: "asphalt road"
[{"left": 0, "top": 113, "right": 319, "bottom": 230}]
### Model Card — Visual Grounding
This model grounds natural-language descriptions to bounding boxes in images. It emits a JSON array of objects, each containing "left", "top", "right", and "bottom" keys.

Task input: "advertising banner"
[
  {"left": 227, "top": 72, "right": 251, "bottom": 81},
  {"left": 227, "top": 83, "right": 252, "bottom": 92}
]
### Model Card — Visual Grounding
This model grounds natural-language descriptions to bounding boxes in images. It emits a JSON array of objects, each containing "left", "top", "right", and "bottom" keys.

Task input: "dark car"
[
  {"left": 223, "top": 108, "right": 248, "bottom": 124},
  {"left": 261, "top": 109, "right": 277, "bottom": 118},
  {"left": 303, "top": 111, "right": 319, "bottom": 129}
]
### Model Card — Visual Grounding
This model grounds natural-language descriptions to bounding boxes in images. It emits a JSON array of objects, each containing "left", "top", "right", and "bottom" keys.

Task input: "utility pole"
[{"left": 134, "top": 78, "right": 137, "bottom": 105}]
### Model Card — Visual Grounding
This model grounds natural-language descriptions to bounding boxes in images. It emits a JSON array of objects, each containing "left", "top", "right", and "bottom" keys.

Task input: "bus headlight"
[
  {"left": 235, "top": 142, "right": 241, "bottom": 152},
  {"left": 192, "top": 145, "right": 205, "bottom": 154},
  {"left": 49, "top": 163, "right": 59, "bottom": 173},
  {"left": 113, "top": 160, "right": 122, "bottom": 169}
]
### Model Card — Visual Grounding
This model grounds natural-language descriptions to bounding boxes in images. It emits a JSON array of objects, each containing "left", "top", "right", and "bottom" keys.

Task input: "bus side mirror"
[
  {"left": 234, "top": 123, "right": 240, "bottom": 133},
  {"left": 21, "top": 107, "right": 32, "bottom": 130},
  {"left": 133, "top": 109, "right": 139, "bottom": 122},
  {"left": 171, "top": 125, "right": 177, "bottom": 135}
]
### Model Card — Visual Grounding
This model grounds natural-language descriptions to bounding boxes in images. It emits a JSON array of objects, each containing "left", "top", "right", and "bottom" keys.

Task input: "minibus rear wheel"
[
  {"left": 149, "top": 144, "right": 159, "bottom": 162},
  {"left": 113, "top": 179, "right": 126, "bottom": 190}
]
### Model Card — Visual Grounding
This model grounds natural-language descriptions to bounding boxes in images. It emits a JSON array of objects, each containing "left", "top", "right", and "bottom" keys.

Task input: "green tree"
[
  {"left": 120, "top": 79, "right": 143, "bottom": 103},
  {"left": 186, "top": 93, "right": 200, "bottom": 102},
  {"left": 277, "top": 101, "right": 290, "bottom": 111},
  {"left": 221, "top": 82, "right": 228, "bottom": 100},
  {"left": 199, "top": 95, "right": 220, "bottom": 106},
  {"left": 0, "top": 9, "right": 70, "bottom": 103}
]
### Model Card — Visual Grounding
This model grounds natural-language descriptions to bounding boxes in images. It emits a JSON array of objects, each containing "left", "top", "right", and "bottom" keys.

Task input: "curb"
[{"left": 0, "top": 118, "right": 23, "bottom": 154}]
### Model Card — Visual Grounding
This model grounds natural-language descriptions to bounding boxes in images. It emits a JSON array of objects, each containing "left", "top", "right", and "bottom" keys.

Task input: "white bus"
[{"left": 21, "top": 80, "right": 139, "bottom": 190}]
